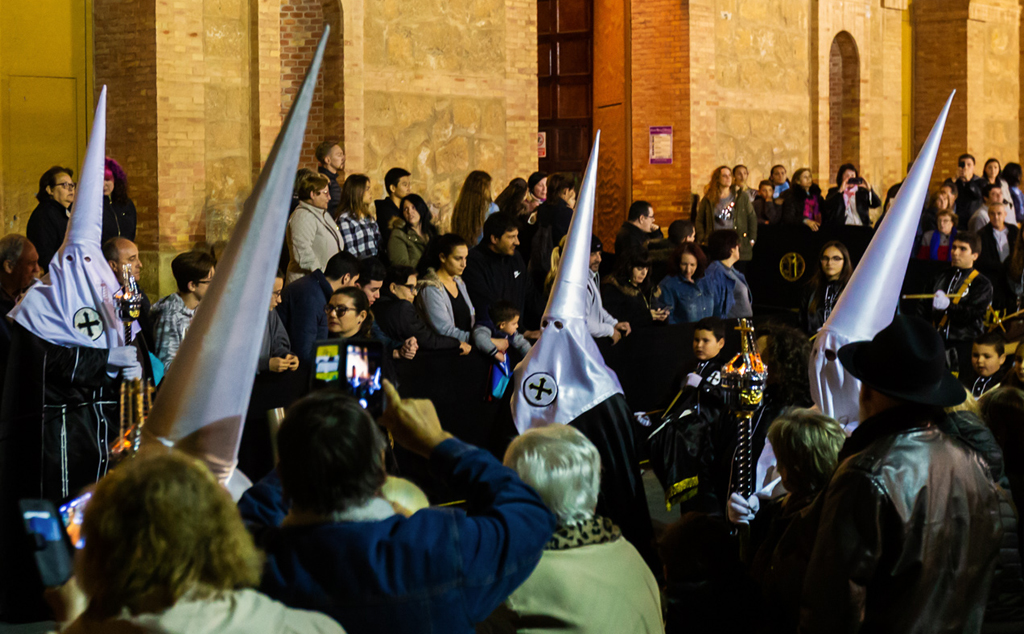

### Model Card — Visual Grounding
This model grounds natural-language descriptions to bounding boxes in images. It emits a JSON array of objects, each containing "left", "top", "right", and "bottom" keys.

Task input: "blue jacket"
[
  {"left": 237, "top": 438, "right": 557, "bottom": 634},
  {"left": 276, "top": 270, "right": 331, "bottom": 362},
  {"left": 658, "top": 275, "right": 715, "bottom": 324},
  {"left": 702, "top": 261, "right": 750, "bottom": 318}
]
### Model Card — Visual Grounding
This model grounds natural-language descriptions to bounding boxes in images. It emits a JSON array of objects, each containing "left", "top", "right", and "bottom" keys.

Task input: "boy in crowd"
[
  {"left": 667, "top": 220, "right": 695, "bottom": 247},
  {"left": 754, "top": 180, "right": 779, "bottom": 225},
  {"left": 152, "top": 249, "right": 216, "bottom": 369},
  {"left": 927, "top": 231, "right": 993, "bottom": 375},
  {"left": 648, "top": 317, "right": 730, "bottom": 512},
  {"left": 472, "top": 300, "right": 532, "bottom": 398},
  {"left": 965, "top": 332, "right": 1008, "bottom": 398}
]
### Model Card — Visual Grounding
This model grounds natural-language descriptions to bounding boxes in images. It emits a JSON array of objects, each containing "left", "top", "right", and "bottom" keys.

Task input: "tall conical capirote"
[
  {"left": 64, "top": 87, "right": 107, "bottom": 249},
  {"left": 810, "top": 90, "right": 956, "bottom": 426},
  {"left": 9, "top": 86, "right": 128, "bottom": 349},
  {"left": 142, "top": 28, "right": 331, "bottom": 494},
  {"left": 511, "top": 131, "right": 623, "bottom": 434},
  {"left": 543, "top": 131, "right": 602, "bottom": 321}
]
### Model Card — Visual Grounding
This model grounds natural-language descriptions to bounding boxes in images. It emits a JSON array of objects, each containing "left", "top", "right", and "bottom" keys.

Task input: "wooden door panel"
[{"left": 538, "top": 0, "right": 593, "bottom": 175}]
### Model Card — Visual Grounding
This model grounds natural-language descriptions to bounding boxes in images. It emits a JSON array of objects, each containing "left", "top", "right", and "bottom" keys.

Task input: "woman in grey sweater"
[{"left": 415, "top": 234, "right": 475, "bottom": 352}]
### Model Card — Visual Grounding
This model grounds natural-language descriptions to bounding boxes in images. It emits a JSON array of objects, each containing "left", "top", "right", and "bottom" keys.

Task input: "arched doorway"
[{"left": 828, "top": 32, "right": 860, "bottom": 181}]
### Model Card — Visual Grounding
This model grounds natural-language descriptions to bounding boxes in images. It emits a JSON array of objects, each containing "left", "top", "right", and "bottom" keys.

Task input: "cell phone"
[
  {"left": 848, "top": 177, "right": 864, "bottom": 186},
  {"left": 19, "top": 499, "right": 73, "bottom": 588},
  {"left": 345, "top": 339, "right": 385, "bottom": 417},
  {"left": 959, "top": 160, "right": 967, "bottom": 169},
  {"left": 59, "top": 491, "right": 92, "bottom": 550}
]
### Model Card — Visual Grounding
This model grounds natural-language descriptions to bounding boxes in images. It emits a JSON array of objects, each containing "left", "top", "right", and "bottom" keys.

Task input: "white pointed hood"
[
  {"left": 810, "top": 91, "right": 955, "bottom": 426},
  {"left": 10, "top": 87, "right": 127, "bottom": 349},
  {"left": 141, "top": 28, "right": 330, "bottom": 490},
  {"left": 511, "top": 132, "right": 623, "bottom": 433}
]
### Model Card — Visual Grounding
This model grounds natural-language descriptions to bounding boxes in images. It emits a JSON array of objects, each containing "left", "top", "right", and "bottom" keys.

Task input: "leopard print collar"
[{"left": 545, "top": 516, "right": 621, "bottom": 550}]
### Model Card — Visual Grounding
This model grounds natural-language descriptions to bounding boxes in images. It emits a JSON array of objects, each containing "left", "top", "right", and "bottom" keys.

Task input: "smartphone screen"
[
  {"left": 59, "top": 491, "right": 92, "bottom": 549},
  {"left": 20, "top": 500, "right": 73, "bottom": 587},
  {"left": 345, "top": 341, "right": 383, "bottom": 417},
  {"left": 314, "top": 343, "right": 342, "bottom": 385}
]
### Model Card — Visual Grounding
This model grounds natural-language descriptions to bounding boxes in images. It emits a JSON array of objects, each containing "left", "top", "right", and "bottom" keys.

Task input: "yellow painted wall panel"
[{"left": 3, "top": 75, "right": 79, "bottom": 230}]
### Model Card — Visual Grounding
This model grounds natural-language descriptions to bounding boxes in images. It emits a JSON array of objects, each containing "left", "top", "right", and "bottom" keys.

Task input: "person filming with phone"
[
  {"left": 955, "top": 153, "right": 986, "bottom": 228},
  {"left": 236, "top": 381, "right": 557, "bottom": 634},
  {"left": 824, "top": 163, "right": 881, "bottom": 227}
]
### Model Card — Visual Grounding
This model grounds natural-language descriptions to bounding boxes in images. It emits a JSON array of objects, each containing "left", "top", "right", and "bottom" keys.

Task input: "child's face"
[
  {"left": 759, "top": 185, "right": 773, "bottom": 200},
  {"left": 972, "top": 344, "right": 1006, "bottom": 378},
  {"left": 693, "top": 329, "right": 725, "bottom": 361},
  {"left": 498, "top": 315, "right": 519, "bottom": 336}
]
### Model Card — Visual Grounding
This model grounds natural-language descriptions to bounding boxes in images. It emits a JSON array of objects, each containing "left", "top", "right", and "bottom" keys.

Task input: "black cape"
[{"left": 0, "top": 324, "right": 120, "bottom": 622}]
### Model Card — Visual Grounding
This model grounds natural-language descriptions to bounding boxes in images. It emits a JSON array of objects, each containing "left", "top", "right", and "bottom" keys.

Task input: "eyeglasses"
[
  {"left": 54, "top": 182, "right": 76, "bottom": 191},
  {"left": 820, "top": 256, "right": 844, "bottom": 263},
  {"left": 325, "top": 304, "right": 354, "bottom": 317},
  {"left": 400, "top": 283, "right": 418, "bottom": 293}
]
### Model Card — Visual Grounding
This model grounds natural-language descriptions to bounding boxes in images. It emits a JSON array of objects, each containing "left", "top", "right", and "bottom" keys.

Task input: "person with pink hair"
[{"left": 101, "top": 156, "right": 136, "bottom": 243}]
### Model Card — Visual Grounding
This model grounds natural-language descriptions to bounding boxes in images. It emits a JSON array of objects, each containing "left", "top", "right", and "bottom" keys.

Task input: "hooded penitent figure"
[
  {"left": 510, "top": 132, "right": 656, "bottom": 570},
  {"left": 140, "top": 30, "right": 330, "bottom": 502},
  {"left": 0, "top": 87, "right": 144, "bottom": 622},
  {"left": 810, "top": 91, "right": 955, "bottom": 429}
]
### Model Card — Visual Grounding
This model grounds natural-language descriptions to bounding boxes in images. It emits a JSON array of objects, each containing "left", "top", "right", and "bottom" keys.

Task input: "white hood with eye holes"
[
  {"left": 810, "top": 91, "right": 955, "bottom": 428},
  {"left": 9, "top": 87, "right": 135, "bottom": 350}
]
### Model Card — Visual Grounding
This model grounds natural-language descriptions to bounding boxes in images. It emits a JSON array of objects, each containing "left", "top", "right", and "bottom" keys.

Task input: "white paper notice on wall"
[
  {"left": 538, "top": 132, "right": 547, "bottom": 158},
  {"left": 650, "top": 126, "right": 672, "bottom": 164}
]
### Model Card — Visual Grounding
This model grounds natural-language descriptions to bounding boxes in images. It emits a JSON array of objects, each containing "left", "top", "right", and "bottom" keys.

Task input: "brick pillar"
[{"left": 914, "top": 0, "right": 1019, "bottom": 187}]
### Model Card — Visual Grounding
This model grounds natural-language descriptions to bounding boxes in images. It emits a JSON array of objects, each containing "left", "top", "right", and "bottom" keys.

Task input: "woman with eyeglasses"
[
  {"left": 799, "top": 240, "right": 852, "bottom": 334},
  {"left": 286, "top": 172, "right": 345, "bottom": 284},
  {"left": 26, "top": 165, "right": 76, "bottom": 273},
  {"left": 373, "top": 265, "right": 467, "bottom": 353},
  {"left": 325, "top": 287, "right": 373, "bottom": 339}
]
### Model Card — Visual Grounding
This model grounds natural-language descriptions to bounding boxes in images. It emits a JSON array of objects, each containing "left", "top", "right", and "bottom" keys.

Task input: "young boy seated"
[
  {"left": 472, "top": 300, "right": 532, "bottom": 398},
  {"left": 965, "top": 331, "right": 1008, "bottom": 398},
  {"left": 648, "top": 317, "right": 730, "bottom": 512}
]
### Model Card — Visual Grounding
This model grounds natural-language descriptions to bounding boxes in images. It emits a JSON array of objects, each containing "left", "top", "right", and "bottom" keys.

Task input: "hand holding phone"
[{"left": 20, "top": 500, "right": 73, "bottom": 588}]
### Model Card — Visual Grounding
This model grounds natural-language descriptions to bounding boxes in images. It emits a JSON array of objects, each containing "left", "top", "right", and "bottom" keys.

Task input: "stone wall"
[{"left": 357, "top": 0, "right": 536, "bottom": 226}]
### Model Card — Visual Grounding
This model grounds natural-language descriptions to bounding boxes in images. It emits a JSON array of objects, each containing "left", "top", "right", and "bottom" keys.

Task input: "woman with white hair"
[{"left": 480, "top": 425, "right": 663, "bottom": 633}]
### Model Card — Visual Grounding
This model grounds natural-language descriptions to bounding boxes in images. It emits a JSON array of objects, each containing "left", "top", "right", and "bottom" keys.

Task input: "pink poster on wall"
[{"left": 649, "top": 126, "right": 673, "bottom": 164}]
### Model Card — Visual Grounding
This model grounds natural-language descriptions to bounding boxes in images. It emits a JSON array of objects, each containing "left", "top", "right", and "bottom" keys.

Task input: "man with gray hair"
[
  {"left": 482, "top": 424, "right": 663, "bottom": 633},
  {"left": 0, "top": 234, "right": 41, "bottom": 317}
]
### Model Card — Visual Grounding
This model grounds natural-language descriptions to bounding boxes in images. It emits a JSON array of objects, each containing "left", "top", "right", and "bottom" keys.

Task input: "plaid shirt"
[{"left": 337, "top": 212, "right": 380, "bottom": 259}]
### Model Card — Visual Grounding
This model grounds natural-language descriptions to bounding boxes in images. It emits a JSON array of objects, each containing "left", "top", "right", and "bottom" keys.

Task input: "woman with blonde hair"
[
  {"left": 694, "top": 165, "right": 757, "bottom": 265},
  {"left": 336, "top": 174, "right": 380, "bottom": 259},
  {"left": 59, "top": 452, "right": 343, "bottom": 633},
  {"left": 451, "top": 170, "right": 496, "bottom": 245},
  {"left": 286, "top": 171, "right": 344, "bottom": 283}
]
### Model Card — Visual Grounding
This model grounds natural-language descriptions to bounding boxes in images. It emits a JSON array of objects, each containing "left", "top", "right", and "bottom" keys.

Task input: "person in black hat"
[{"left": 800, "top": 315, "right": 1003, "bottom": 634}]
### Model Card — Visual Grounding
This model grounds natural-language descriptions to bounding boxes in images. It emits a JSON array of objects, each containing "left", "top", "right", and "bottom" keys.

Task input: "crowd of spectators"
[{"left": 6, "top": 140, "right": 1024, "bottom": 633}]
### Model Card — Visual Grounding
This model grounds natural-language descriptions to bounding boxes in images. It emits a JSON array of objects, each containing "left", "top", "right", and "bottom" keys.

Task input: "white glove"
[
  {"left": 121, "top": 362, "right": 143, "bottom": 381},
  {"left": 684, "top": 372, "right": 703, "bottom": 389},
  {"left": 726, "top": 492, "right": 760, "bottom": 525},
  {"left": 933, "top": 290, "right": 950, "bottom": 311},
  {"left": 107, "top": 346, "right": 138, "bottom": 368}
]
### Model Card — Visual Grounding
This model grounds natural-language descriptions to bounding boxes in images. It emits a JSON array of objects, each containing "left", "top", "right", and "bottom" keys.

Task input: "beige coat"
[
  {"left": 62, "top": 588, "right": 344, "bottom": 634},
  {"left": 286, "top": 201, "right": 345, "bottom": 284},
  {"left": 482, "top": 533, "right": 663, "bottom": 634}
]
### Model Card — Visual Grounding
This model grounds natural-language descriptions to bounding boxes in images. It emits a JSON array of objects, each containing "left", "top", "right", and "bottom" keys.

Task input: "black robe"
[
  {"left": 0, "top": 324, "right": 120, "bottom": 621},
  {"left": 568, "top": 393, "right": 659, "bottom": 576},
  {"left": 647, "top": 355, "right": 727, "bottom": 513}
]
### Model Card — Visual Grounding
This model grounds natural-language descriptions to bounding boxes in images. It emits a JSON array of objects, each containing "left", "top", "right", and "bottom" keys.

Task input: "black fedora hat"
[{"left": 837, "top": 315, "right": 966, "bottom": 407}]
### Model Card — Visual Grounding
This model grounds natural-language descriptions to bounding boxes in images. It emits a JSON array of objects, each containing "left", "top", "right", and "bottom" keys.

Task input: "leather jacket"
[{"left": 800, "top": 404, "right": 1003, "bottom": 634}]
